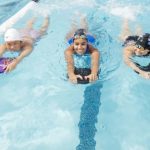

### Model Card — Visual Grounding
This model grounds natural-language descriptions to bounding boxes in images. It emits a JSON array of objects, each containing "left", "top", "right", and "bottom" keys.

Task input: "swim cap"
[
  {"left": 4, "top": 28, "right": 22, "bottom": 42},
  {"left": 136, "top": 33, "right": 150, "bottom": 50}
]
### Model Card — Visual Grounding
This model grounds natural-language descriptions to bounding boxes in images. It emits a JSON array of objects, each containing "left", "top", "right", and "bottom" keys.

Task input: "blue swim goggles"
[{"left": 68, "top": 34, "right": 95, "bottom": 45}]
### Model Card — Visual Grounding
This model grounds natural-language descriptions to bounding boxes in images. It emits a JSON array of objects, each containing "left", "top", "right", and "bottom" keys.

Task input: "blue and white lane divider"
[
  {"left": 76, "top": 83, "right": 102, "bottom": 150},
  {"left": 0, "top": 0, "right": 39, "bottom": 34}
]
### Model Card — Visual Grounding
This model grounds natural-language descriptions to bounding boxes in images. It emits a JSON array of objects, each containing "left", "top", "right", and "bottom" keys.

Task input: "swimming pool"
[{"left": 0, "top": 0, "right": 150, "bottom": 150}]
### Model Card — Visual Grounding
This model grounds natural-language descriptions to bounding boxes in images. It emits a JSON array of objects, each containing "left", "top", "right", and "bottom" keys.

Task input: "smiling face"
[
  {"left": 5, "top": 41, "right": 22, "bottom": 51},
  {"left": 133, "top": 45, "right": 149, "bottom": 56},
  {"left": 73, "top": 38, "right": 88, "bottom": 55}
]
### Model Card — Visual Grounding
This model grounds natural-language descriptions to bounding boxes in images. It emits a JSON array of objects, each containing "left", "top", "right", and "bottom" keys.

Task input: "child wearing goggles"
[
  {"left": 120, "top": 19, "right": 150, "bottom": 79},
  {"left": 65, "top": 15, "right": 100, "bottom": 84}
]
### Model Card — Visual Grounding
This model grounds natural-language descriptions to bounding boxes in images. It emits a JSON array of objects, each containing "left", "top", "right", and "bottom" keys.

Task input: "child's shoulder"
[
  {"left": 66, "top": 45, "right": 74, "bottom": 51},
  {"left": 21, "top": 40, "right": 33, "bottom": 48},
  {"left": 0, "top": 44, "right": 6, "bottom": 51},
  {"left": 65, "top": 45, "right": 74, "bottom": 54},
  {"left": 124, "top": 45, "right": 135, "bottom": 56},
  {"left": 88, "top": 44, "right": 98, "bottom": 53}
]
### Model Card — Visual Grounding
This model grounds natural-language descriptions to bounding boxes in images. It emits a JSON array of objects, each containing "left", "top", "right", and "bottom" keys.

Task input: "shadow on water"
[
  {"left": 76, "top": 82, "right": 103, "bottom": 150},
  {"left": 0, "top": 1, "right": 19, "bottom": 7}
]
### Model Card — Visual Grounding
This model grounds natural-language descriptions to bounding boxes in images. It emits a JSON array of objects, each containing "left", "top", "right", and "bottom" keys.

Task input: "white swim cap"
[{"left": 4, "top": 28, "right": 22, "bottom": 42}]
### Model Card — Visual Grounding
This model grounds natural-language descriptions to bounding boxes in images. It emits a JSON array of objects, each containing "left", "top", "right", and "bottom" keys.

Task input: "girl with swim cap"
[
  {"left": 0, "top": 16, "right": 49, "bottom": 73},
  {"left": 119, "top": 19, "right": 150, "bottom": 79},
  {"left": 65, "top": 15, "right": 100, "bottom": 84}
]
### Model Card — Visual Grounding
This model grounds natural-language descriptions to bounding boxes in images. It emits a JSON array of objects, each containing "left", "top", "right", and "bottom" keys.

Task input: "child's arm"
[
  {"left": 15, "top": 44, "right": 33, "bottom": 63},
  {"left": 85, "top": 44, "right": 100, "bottom": 82},
  {"left": 90, "top": 46, "right": 100, "bottom": 75},
  {"left": 0, "top": 44, "right": 6, "bottom": 57},
  {"left": 65, "top": 45, "right": 82, "bottom": 83},
  {"left": 5, "top": 44, "right": 32, "bottom": 73},
  {"left": 124, "top": 46, "right": 150, "bottom": 79},
  {"left": 65, "top": 45, "right": 74, "bottom": 75}
]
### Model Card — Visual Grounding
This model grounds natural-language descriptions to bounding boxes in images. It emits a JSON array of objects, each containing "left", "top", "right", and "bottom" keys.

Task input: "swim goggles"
[
  {"left": 136, "top": 44, "right": 143, "bottom": 49},
  {"left": 73, "top": 34, "right": 87, "bottom": 40},
  {"left": 135, "top": 44, "right": 145, "bottom": 51},
  {"left": 147, "top": 37, "right": 150, "bottom": 45}
]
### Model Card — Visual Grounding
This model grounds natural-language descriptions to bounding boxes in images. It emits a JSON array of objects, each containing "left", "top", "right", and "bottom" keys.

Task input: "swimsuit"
[
  {"left": 73, "top": 47, "right": 92, "bottom": 84},
  {"left": 19, "top": 28, "right": 41, "bottom": 40}
]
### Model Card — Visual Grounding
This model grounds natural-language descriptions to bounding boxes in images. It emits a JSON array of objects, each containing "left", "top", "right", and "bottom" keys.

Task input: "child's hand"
[
  {"left": 69, "top": 73, "right": 83, "bottom": 84},
  {"left": 5, "top": 60, "right": 18, "bottom": 73},
  {"left": 140, "top": 71, "right": 150, "bottom": 79},
  {"left": 85, "top": 73, "right": 98, "bottom": 82}
]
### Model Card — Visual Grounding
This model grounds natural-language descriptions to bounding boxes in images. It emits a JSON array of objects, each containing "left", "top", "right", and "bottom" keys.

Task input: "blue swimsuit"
[
  {"left": 73, "top": 48, "right": 91, "bottom": 69},
  {"left": 73, "top": 47, "right": 92, "bottom": 84}
]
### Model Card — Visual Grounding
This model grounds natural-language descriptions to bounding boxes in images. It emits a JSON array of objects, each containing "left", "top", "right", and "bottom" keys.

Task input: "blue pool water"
[{"left": 0, "top": 0, "right": 150, "bottom": 150}]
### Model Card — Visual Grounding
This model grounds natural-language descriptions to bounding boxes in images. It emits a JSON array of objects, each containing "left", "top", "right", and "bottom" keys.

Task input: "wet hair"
[
  {"left": 74, "top": 29, "right": 86, "bottom": 36},
  {"left": 136, "top": 33, "right": 150, "bottom": 50},
  {"left": 122, "top": 35, "right": 139, "bottom": 46}
]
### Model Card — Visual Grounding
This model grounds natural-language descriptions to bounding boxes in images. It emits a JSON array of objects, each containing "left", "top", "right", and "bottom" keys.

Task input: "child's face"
[
  {"left": 5, "top": 41, "right": 21, "bottom": 51},
  {"left": 73, "top": 38, "right": 88, "bottom": 55},
  {"left": 134, "top": 46, "right": 149, "bottom": 56}
]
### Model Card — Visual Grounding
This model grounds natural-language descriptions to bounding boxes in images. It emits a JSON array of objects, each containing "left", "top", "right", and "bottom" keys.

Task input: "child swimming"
[
  {"left": 65, "top": 15, "right": 100, "bottom": 84},
  {"left": 119, "top": 19, "right": 150, "bottom": 79},
  {"left": 0, "top": 16, "right": 49, "bottom": 73}
]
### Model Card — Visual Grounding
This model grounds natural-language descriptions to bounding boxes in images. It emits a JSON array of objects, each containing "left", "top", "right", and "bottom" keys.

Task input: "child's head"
[
  {"left": 73, "top": 29, "right": 88, "bottom": 55},
  {"left": 134, "top": 33, "right": 150, "bottom": 56},
  {"left": 4, "top": 28, "right": 22, "bottom": 51}
]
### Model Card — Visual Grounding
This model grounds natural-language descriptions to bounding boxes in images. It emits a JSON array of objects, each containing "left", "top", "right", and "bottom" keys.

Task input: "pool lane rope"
[{"left": 0, "top": 0, "right": 39, "bottom": 35}]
